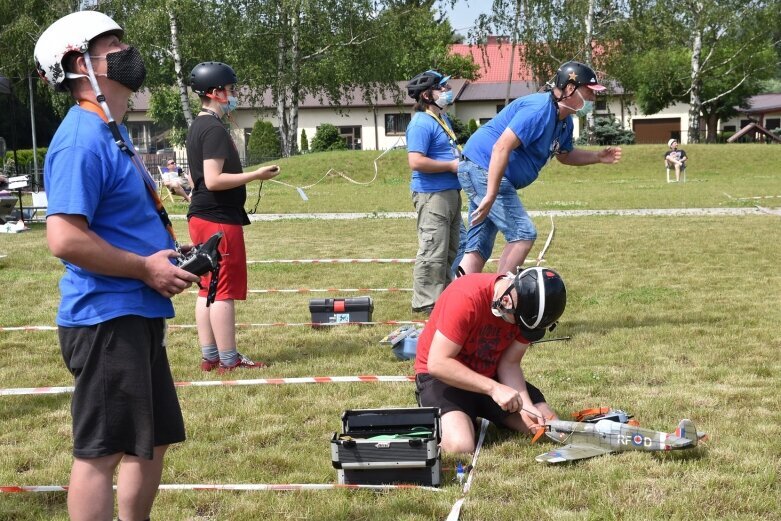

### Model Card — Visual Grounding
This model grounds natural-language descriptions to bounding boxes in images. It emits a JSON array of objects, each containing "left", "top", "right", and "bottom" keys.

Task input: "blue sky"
[{"left": 445, "top": 0, "right": 492, "bottom": 35}]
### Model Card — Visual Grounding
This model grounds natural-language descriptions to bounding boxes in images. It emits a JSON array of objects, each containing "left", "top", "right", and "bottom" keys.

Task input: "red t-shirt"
[{"left": 414, "top": 273, "right": 528, "bottom": 378}]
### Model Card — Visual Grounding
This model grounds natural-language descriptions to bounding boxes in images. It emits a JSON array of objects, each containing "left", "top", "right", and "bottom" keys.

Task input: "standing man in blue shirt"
[
  {"left": 458, "top": 61, "right": 622, "bottom": 275},
  {"left": 35, "top": 11, "right": 199, "bottom": 521},
  {"left": 405, "top": 70, "right": 463, "bottom": 314}
]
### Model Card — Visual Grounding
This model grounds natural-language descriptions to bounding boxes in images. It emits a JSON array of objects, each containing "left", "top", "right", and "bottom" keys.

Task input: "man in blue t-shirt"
[
  {"left": 405, "top": 70, "right": 464, "bottom": 314},
  {"left": 35, "top": 11, "right": 199, "bottom": 521},
  {"left": 458, "top": 61, "right": 623, "bottom": 275}
]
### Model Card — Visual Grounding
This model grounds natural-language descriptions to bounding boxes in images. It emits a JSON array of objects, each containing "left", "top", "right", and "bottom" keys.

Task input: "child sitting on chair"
[{"left": 664, "top": 139, "right": 687, "bottom": 183}]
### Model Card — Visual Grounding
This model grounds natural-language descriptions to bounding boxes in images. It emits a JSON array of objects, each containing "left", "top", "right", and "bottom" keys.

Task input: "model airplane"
[{"left": 534, "top": 417, "right": 704, "bottom": 464}]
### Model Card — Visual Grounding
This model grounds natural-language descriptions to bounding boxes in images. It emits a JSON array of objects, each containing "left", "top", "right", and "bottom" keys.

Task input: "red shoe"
[
  {"left": 217, "top": 353, "right": 268, "bottom": 374},
  {"left": 200, "top": 358, "right": 220, "bottom": 372}
]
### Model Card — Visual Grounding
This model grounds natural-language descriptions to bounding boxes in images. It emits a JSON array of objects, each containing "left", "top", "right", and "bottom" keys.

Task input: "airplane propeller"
[{"left": 530, "top": 425, "right": 548, "bottom": 444}]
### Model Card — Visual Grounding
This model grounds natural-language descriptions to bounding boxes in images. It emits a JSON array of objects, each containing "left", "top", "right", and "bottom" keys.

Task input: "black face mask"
[{"left": 106, "top": 46, "right": 146, "bottom": 92}]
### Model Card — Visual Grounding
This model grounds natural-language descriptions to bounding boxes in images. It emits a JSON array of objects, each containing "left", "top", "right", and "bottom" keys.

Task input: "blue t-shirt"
[
  {"left": 45, "top": 105, "right": 176, "bottom": 327},
  {"left": 406, "top": 111, "right": 461, "bottom": 193},
  {"left": 462, "top": 92, "right": 574, "bottom": 189}
]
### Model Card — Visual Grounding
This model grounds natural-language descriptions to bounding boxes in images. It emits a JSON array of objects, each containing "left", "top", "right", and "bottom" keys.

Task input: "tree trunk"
[
  {"left": 705, "top": 112, "right": 718, "bottom": 142},
  {"left": 275, "top": 5, "right": 290, "bottom": 157},
  {"left": 168, "top": 8, "right": 193, "bottom": 127},
  {"left": 504, "top": 0, "right": 522, "bottom": 107},
  {"left": 274, "top": 3, "right": 303, "bottom": 158},
  {"left": 687, "top": 21, "right": 703, "bottom": 144},
  {"left": 584, "top": 0, "right": 595, "bottom": 143},
  {"left": 287, "top": 7, "right": 301, "bottom": 156}
]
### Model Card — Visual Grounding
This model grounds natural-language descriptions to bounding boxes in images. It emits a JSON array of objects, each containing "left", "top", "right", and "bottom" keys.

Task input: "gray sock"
[
  {"left": 201, "top": 344, "right": 219, "bottom": 361},
  {"left": 219, "top": 348, "right": 239, "bottom": 367}
]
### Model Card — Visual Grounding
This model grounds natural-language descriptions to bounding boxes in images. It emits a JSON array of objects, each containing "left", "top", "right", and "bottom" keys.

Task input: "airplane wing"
[{"left": 535, "top": 444, "right": 614, "bottom": 464}]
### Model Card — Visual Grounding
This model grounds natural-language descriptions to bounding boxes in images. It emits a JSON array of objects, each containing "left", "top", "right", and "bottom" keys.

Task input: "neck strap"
[
  {"left": 77, "top": 99, "right": 179, "bottom": 247},
  {"left": 425, "top": 110, "right": 463, "bottom": 152},
  {"left": 201, "top": 107, "right": 222, "bottom": 120}
]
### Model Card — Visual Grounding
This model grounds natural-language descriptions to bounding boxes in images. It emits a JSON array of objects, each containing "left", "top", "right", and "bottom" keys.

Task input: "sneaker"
[
  {"left": 200, "top": 358, "right": 220, "bottom": 372},
  {"left": 217, "top": 353, "right": 268, "bottom": 374}
]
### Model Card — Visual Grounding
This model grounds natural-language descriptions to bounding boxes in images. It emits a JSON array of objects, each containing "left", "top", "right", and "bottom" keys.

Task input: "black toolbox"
[
  {"left": 309, "top": 296, "right": 373, "bottom": 325},
  {"left": 331, "top": 407, "right": 441, "bottom": 486}
]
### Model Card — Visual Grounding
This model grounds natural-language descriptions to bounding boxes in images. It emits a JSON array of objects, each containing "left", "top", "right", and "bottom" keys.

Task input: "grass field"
[{"left": 0, "top": 144, "right": 780, "bottom": 520}]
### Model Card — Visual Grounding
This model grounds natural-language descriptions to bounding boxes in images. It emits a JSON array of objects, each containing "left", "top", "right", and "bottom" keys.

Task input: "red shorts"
[{"left": 188, "top": 216, "right": 247, "bottom": 301}]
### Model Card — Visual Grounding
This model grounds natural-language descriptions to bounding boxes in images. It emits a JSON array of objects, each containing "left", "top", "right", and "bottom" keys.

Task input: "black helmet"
[
  {"left": 407, "top": 69, "right": 451, "bottom": 100},
  {"left": 511, "top": 267, "right": 566, "bottom": 340},
  {"left": 189, "top": 62, "right": 237, "bottom": 96},
  {"left": 553, "top": 61, "right": 605, "bottom": 92}
]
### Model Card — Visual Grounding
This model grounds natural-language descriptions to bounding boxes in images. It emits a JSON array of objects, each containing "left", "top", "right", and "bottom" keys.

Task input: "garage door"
[{"left": 632, "top": 118, "right": 681, "bottom": 144}]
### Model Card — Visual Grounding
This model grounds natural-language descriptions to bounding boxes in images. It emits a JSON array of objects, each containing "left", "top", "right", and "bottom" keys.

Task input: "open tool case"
[{"left": 331, "top": 407, "right": 441, "bottom": 486}]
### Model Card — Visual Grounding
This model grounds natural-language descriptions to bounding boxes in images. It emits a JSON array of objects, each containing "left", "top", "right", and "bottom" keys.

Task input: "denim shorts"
[{"left": 457, "top": 159, "right": 537, "bottom": 261}]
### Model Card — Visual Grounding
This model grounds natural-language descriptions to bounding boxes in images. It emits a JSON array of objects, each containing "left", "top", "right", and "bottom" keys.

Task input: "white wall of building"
[
  {"left": 127, "top": 92, "right": 699, "bottom": 155},
  {"left": 452, "top": 101, "right": 500, "bottom": 126},
  {"left": 607, "top": 99, "right": 692, "bottom": 143}
]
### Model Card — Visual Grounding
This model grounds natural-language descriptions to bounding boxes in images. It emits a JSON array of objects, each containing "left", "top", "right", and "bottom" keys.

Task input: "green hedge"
[{"left": 3, "top": 148, "right": 47, "bottom": 167}]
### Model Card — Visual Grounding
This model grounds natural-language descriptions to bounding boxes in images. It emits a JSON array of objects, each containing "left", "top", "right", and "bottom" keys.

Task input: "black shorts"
[
  {"left": 59, "top": 315, "right": 186, "bottom": 460},
  {"left": 415, "top": 373, "right": 546, "bottom": 427}
]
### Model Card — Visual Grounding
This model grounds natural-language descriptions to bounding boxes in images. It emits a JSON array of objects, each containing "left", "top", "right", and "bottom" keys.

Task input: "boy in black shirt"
[{"left": 186, "top": 61, "right": 280, "bottom": 372}]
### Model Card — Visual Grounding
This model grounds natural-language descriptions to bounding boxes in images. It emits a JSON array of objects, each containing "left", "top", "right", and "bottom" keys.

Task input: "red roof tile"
[{"left": 450, "top": 42, "right": 535, "bottom": 83}]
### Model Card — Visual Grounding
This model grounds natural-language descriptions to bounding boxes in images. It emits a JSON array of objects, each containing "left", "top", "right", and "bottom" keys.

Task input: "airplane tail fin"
[{"left": 674, "top": 419, "right": 698, "bottom": 445}]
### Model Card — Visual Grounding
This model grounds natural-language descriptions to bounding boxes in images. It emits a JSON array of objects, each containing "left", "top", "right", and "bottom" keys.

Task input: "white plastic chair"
[{"left": 666, "top": 165, "right": 686, "bottom": 183}]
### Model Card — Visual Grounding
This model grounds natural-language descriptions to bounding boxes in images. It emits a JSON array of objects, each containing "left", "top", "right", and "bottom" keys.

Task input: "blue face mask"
[
  {"left": 222, "top": 95, "right": 238, "bottom": 114},
  {"left": 574, "top": 89, "right": 594, "bottom": 117},
  {"left": 435, "top": 89, "right": 454, "bottom": 108}
]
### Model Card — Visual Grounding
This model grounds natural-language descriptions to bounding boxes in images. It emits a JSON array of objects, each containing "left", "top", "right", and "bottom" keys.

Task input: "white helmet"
[{"left": 34, "top": 11, "right": 123, "bottom": 92}]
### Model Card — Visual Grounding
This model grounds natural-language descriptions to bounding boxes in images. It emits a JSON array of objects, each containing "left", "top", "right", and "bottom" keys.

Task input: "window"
[
  {"left": 766, "top": 118, "right": 780, "bottom": 130},
  {"left": 595, "top": 98, "right": 607, "bottom": 111},
  {"left": 479, "top": 118, "right": 492, "bottom": 125},
  {"left": 339, "top": 126, "right": 362, "bottom": 150},
  {"left": 496, "top": 104, "right": 505, "bottom": 113},
  {"left": 722, "top": 125, "right": 736, "bottom": 132},
  {"left": 385, "top": 113, "right": 411, "bottom": 135}
]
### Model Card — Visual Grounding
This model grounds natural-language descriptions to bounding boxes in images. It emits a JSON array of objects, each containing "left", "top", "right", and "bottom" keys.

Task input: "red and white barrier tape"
[
  {"left": 446, "top": 418, "right": 490, "bottom": 521},
  {"left": 247, "top": 258, "right": 500, "bottom": 264},
  {"left": 168, "top": 320, "right": 426, "bottom": 329},
  {"left": 1, "top": 483, "right": 441, "bottom": 493},
  {"left": 0, "top": 325, "right": 57, "bottom": 331},
  {"left": 724, "top": 192, "right": 781, "bottom": 201},
  {"left": 0, "top": 320, "right": 426, "bottom": 333},
  {"left": 190, "top": 287, "right": 413, "bottom": 294},
  {"left": 0, "top": 375, "right": 415, "bottom": 397}
]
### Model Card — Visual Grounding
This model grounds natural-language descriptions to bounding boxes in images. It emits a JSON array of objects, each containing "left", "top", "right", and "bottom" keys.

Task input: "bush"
[
  {"left": 4, "top": 148, "right": 47, "bottom": 167},
  {"left": 311, "top": 124, "right": 347, "bottom": 152},
  {"left": 447, "top": 114, "right": 471, "bottom": 145},
  {"left": 577, "top": 118, "right": 635, "bottom": 146},
  {"left": 468, "top": 118, "right": 478, "bottom": 135},
  {"left": 2, "top": 158, "right": 16, "bottom": 176},
  {"left": 717, "top": 131, "right": 736, "bottom": 143},
  {"left": 247, "top": 120, "right": 281, "bottom": 160},
  {"left": 300, "top": 128, "right": 309, "bottom": 153}
]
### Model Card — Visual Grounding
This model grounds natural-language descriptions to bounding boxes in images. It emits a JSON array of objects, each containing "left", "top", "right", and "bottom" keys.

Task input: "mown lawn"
[{"left": 0, "top": 144, "right": 779, "bottom": 520}]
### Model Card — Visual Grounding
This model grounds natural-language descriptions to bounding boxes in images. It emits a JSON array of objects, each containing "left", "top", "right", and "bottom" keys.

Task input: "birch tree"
[
  {"left": 609, "top": 0, "right": 780, "bottom": 143},
  {"left": 228, "top": 0, "right": 467, "bottom": 157}
]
